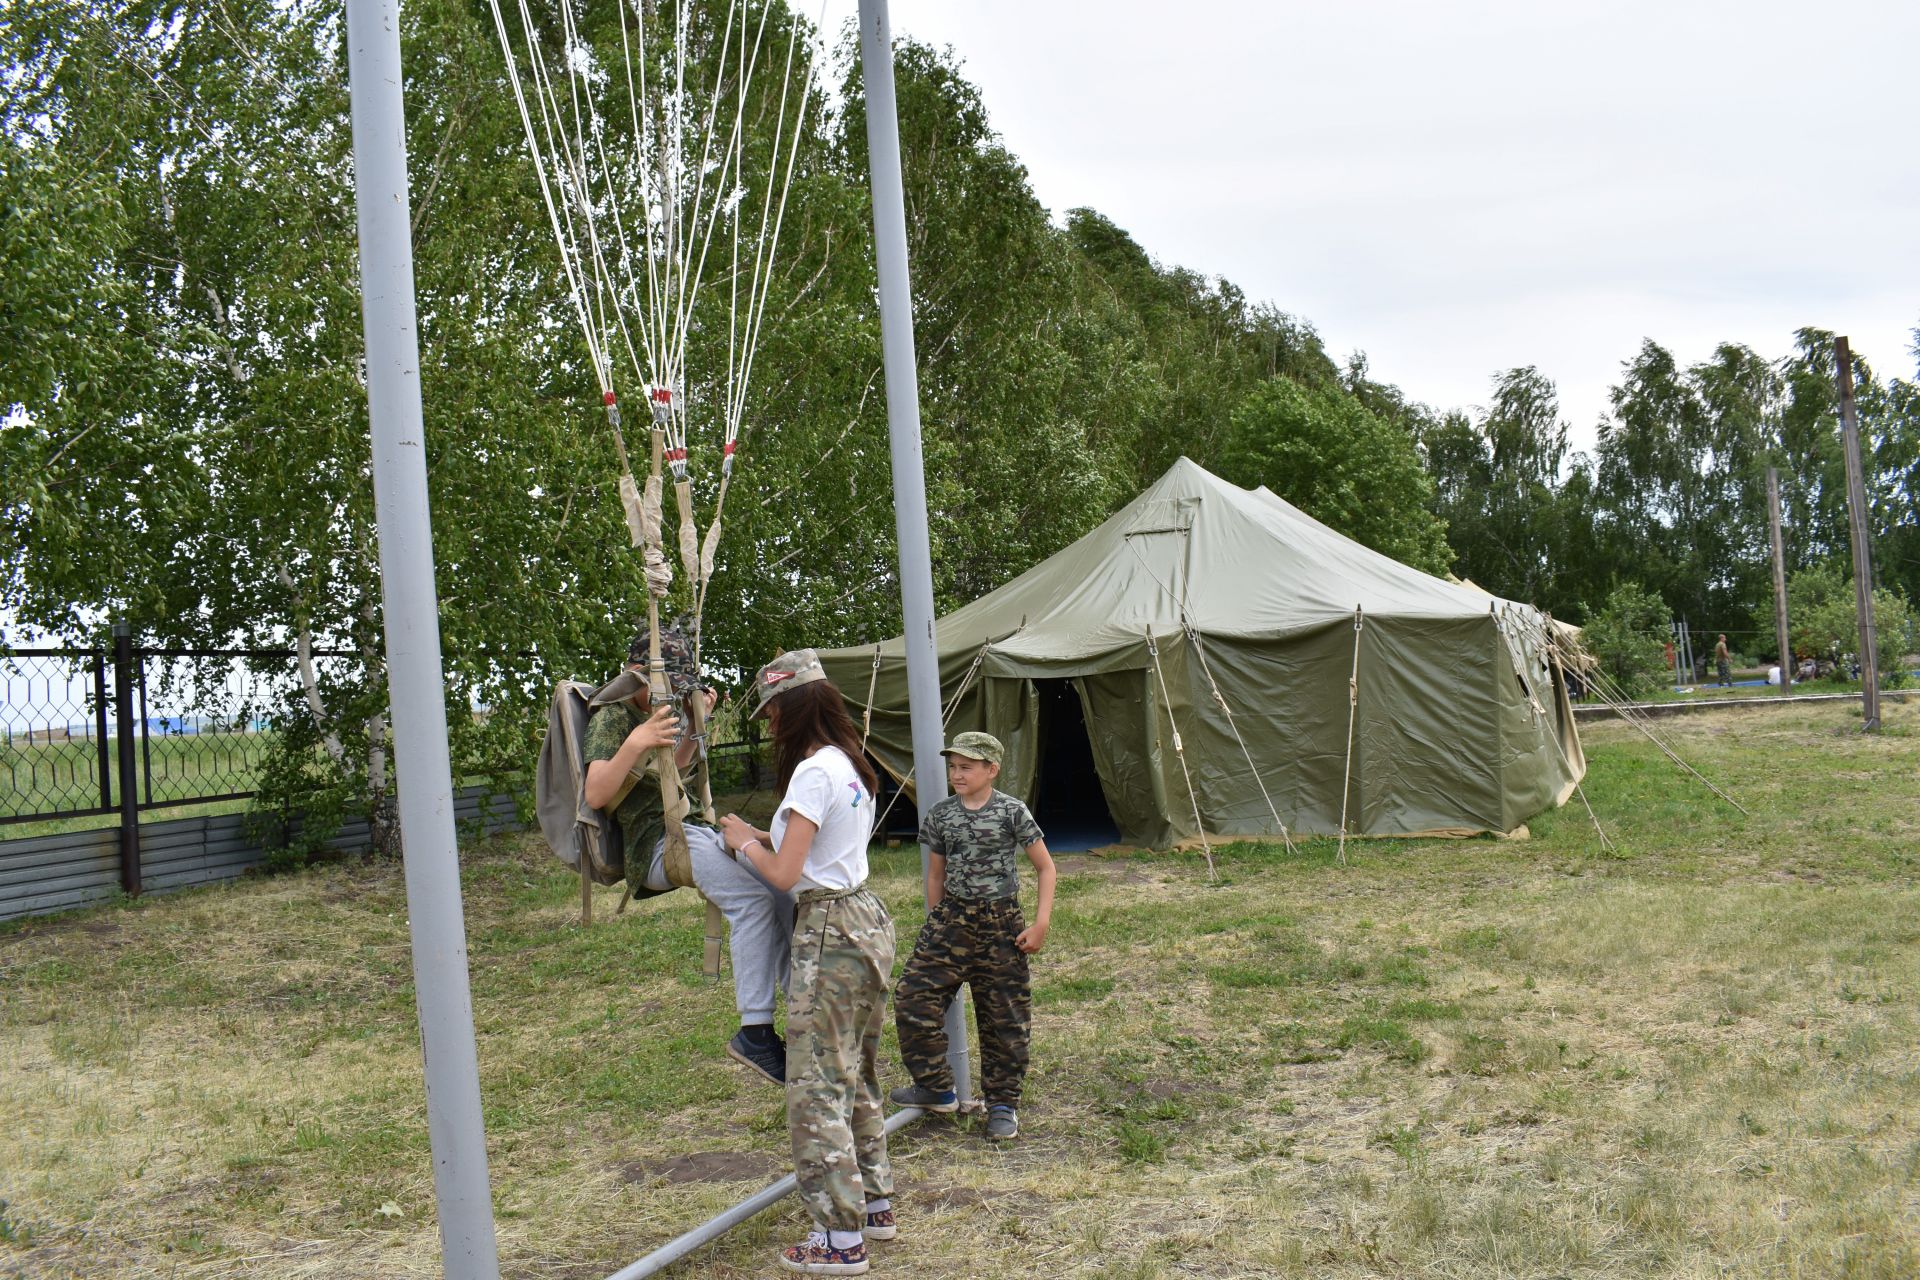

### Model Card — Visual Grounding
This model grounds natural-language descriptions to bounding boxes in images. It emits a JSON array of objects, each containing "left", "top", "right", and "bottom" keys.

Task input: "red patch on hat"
[{"left": 764, "top": 670, "right": 795, "bottom": 686}]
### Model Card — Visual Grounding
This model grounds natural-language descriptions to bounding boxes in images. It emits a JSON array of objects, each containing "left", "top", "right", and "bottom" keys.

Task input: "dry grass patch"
[{"left": 2, "top": 702, "right": 1918, "bottom": 1277}]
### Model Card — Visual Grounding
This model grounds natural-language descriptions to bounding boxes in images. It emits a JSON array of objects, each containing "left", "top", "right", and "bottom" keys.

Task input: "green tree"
[
  {"left": 1215, "top": 378, "right": 1451, "bottom": 573},
  {"left": 1580, "top": 581, "right": 1670, "bottom": 697}
]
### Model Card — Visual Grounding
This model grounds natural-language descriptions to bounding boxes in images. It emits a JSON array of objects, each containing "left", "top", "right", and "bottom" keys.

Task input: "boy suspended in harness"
[
  {"left": 890, "top": 731, "right": 1057, "bottom": 1142},
  {"left": 581, "top": 622, "right": 795, "bottom": 1086}
]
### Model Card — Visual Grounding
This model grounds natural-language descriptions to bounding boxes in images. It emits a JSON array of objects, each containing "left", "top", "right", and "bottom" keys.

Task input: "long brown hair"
[{"left": 769, "top": 679, "right": 880, "bottom": 799}]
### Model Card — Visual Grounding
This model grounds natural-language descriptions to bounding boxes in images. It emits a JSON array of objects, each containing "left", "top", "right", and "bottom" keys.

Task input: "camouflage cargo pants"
[
  {"left": 787, "top": 884, "right": 896, "bottom": 1232},
  {"left": 894, "top": 895, "right": 1031, "bottom": 1106}
]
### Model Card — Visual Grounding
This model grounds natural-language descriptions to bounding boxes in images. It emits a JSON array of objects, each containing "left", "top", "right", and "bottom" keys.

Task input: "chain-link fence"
[{"left": 2, "top": 642, "right": 354, "bottom": 826}]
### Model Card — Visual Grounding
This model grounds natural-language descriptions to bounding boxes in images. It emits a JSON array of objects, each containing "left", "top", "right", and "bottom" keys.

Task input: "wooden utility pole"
[
  {"left": 1834, "top": 337, "right": 1880, "bottom": 730},
  {"left": 1766, "top": 467, "right": 1792, "bottom": 693}
]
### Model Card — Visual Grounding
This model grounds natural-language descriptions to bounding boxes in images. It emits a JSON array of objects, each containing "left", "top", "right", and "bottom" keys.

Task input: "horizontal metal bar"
[
  {"left": 137, "top": 791, "right": 255, "bottom": 811},
  {"left": 0, "top": 807, "right": 115, "bottom": 826},
  {"left": 606, "top": 1107, "right": 927, "bottom": 1280},
  {"left": 134, "top": 648, "right": 358, "bottom": 659}
]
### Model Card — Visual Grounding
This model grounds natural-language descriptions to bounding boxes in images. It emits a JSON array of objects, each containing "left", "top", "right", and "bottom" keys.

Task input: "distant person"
[
  {"left": 1714, "top": 634, "right": 1733, "bottom": 686},
  {"left": 890, "top": 730, "right": 1057, "bottom": 1144},
  {"left": 719, "top": 649, "right": 892, "bottom": 1275},
  {"left": 583, "top": 622, "right": 793, "bottom": 1086},
  {"left": 1798, "top": 656, "right": 1818, "bottom": 683}
]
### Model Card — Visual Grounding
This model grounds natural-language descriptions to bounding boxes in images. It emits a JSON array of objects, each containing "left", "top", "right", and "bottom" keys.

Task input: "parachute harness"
[{"left": 492, "top": 0, "right": 824, "bottom": 961}]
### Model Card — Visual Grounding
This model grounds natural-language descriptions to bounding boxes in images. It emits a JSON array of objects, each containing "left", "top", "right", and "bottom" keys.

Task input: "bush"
[
  {"left": 1582, "top": 582, "right": 1669, "bottom": 697},
  {"left": 1789, "top": 563, "right": 1916, "bottom": 688}
]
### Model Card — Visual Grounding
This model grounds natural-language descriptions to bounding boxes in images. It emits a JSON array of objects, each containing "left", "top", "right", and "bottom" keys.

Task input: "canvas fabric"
[
  {"left": 918, "top": 791, "right": 1043, "bottom": 901},
  {"left": 894, "top": 896, "right": 1032, "bottom": 1106},
  {"left": 818, "top": 458, "right": 1586, "bottom": 844},
  {"left": 787, "top": 885, "right": 895, "bottom": 1233}
]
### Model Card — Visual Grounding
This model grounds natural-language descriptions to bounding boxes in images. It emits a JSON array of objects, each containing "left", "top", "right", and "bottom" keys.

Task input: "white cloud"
[{"left": 814, "top": 0, "right": 1920, "bottom": 447}]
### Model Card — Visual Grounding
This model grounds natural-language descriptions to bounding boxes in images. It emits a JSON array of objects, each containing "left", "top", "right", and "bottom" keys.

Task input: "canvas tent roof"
[{"left": 819, "top": 458, "right": 1584, "bottom": 846}]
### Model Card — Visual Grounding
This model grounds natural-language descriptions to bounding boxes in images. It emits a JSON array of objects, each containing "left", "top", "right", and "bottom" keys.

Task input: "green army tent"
[{"left": 818, "top": 458, "right": 1585, "bottom": 847}]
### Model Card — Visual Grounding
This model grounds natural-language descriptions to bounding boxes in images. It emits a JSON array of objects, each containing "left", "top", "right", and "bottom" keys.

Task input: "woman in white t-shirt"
[{"left": 720, "top": 649, "right": 895, "bottom": 1275}]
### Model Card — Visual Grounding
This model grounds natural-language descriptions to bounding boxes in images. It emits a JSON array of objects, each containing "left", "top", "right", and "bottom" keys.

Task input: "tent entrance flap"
[{"left": 1030, "top": 679, "right": 1121, "bottom": 852}]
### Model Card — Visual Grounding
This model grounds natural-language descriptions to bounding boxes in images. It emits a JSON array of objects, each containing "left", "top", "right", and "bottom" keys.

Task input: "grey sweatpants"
[{"left": 647, "top": 825, "right": 794, "bottom": 1024}]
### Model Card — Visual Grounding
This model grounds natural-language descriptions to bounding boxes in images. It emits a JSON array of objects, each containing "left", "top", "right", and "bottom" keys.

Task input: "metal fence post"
[
  {"left": 93, "top": 650, "right": 113, "bottom": 810},
  {"left": 112, "top": 623, "right": 142, "bottom": 896}
]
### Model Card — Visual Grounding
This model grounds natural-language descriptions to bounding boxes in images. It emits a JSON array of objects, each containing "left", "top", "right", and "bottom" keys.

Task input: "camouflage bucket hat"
[
  {"left": 750, "top": 648, "right": 829, "bottom": 719},
  {"left": 942, "top": 730, "right": 1003, "bottom": 765},
  {"left": 627, "top": 618, "right": 700, "bottom": 700}
]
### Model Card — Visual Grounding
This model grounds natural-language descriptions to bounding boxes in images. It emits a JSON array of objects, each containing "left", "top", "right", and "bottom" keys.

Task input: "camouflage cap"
[
  {"left": 750, "top": 648, "right": 829, "bottom": 719},
  {"left": 942, "top": 730, "right": 1003, "bottom": 765},
  {"left": 627, "top": 618, "right": 700, "bottom": 700}
]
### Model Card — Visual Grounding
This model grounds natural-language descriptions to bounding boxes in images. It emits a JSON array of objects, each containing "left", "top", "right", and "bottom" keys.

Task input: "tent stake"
[
  {"left": 604, "top": 1108, "right": 929, "bottom": 1280},
  {"left": 1146, "top": 626, "right": 1215, "bottom": 879},
  {"left": 1337, "top": 607, "right": 1365, "bottom": 866}
]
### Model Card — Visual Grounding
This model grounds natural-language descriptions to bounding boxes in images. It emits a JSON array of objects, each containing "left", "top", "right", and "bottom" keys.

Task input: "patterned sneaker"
[
  {"left": 726, "top": 1026, "right": 785, "bottom": 1086},
  {"left": 985, "top": 1104, "right": 1019, "bottom": 1140},
  {"left": 887, "top": 1083, "right": 959, "bottom": 1113},
  {"left": 863, "top": 1206, "right": 897, "bottom": 1241},
  {"left": 778, "top": 1230, "right": 869, "bottom": 1275}
]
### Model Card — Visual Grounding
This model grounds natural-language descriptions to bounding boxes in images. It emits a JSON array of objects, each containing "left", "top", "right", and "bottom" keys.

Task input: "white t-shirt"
[{"left": 771, "top": 745, "right": 875, "bottom": 892}]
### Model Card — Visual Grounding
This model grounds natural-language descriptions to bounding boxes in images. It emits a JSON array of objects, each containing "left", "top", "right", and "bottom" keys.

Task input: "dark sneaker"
[
  {"left": 778, "top": 1231, "right": 869, "bottom": 1275},
  {"left": 727, "top": 1026, "right": 784, "bottom": 1086},
  {"left": 985, "top": 1104, "right": 1018, "bottom": 1140},
  {"left": 863, "top": 1206, "right": 897, "bottom": 1241},
  {"left": 888, "top": 1083, "right": 959, "bottom": 1113}
]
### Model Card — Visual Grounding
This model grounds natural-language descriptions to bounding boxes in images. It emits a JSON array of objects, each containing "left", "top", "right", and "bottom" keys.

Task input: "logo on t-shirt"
[{"left": 846, "top": 781, "right": 863, "bottom": 808}]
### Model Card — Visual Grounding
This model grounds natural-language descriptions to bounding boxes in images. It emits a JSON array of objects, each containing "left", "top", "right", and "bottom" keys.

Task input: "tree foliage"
[{"left": 5, "top": 0, "right": 1919, "bottom": 844}]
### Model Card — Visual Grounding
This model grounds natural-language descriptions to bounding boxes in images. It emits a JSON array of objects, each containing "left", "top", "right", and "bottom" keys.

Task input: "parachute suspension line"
[
  {"left": 1181, "top": 621, "right": 1296, "bottom": 855},
  {"left": 698, "top": 14, "right": 821, "bottom": 622},
  {"left": 1146, "top": 626, "right": 1216, "bottom": 882},
  {"left": 1337, "top": 607, "right": 1364, "bottom": 867}
]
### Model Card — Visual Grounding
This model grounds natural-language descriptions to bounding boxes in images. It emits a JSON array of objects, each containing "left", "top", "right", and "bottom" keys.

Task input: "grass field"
[{"left": 1, "top": 703, "right": 1916, "bottom": 1278}]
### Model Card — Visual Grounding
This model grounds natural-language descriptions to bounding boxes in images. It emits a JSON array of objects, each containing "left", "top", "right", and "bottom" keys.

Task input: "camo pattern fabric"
[
  {"left": 917, "top": 791, "right": 1043, "bottom": 901},
  {"left": 788, "top": 885, "right": 896, "bottom": 1232},
  {"left": 581, "top": 699, "right": 670, "bottom": 888},
  {"left": 894, "top": 895, "right": 1032, "bottom": 1106},
  {"left": 626, "top": 616, "right": 701, "bottom": 700}
]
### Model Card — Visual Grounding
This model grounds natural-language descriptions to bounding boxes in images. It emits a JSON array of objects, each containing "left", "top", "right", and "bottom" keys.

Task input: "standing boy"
[
  {"left": 1714, "top": 634, "right": 1733, "bottom": 686},
  {"left": 889, "top": 731, "right": 1056, "bottom": 1140}
]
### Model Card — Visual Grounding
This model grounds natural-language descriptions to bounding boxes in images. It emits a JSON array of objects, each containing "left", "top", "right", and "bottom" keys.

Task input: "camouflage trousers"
[
  {"left": 895, "top": 895, "right": 1031, "bottom": 1107},
  {"left": 787, "top": 884, "right": 896, "bottom": 1232}
]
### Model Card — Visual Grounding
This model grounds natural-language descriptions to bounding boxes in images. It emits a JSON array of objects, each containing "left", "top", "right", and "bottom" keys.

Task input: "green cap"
[
  {"left": 750, "top": 648, "right": 829, "bottom": 719},
  {"left": 942, "top": 730, "right": 1004, "bottom": 765}
]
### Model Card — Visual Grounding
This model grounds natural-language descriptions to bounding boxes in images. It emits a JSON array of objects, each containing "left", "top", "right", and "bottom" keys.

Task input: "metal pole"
[
  {"left": 1834, "top": 337, "right": 1880, "bottom": 730},
  {"left": 1766, "top": 467, "right": 1792, "bottom": 694},
  {"left": 112, "top": 623, "right": 141, "bottom": 896},
  {"left": 857, "top": 0, "right": 971, "bottom": 1104},
  {"left": 92, "top": 651, "right": 112, "bottom": 810},
  {"left": 344, "top": 0, "right": 500, "bottom": 1273},
  {"left": 604, "top": 1108, "right": 927, "bottom": 1280}
]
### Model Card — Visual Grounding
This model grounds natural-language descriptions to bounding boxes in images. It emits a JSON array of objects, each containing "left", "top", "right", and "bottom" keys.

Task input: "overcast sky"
[{"left": 813, "top": 0, "right": 1919, "bottom": 452}]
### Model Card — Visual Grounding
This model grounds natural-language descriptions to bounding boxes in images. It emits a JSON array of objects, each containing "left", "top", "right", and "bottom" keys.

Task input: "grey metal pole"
[
  {"left": 1834, "top": 337, "right": 1881, "bottom": 729},
  {"left": 112, "top": 622, "right": 142, "bottom": 896},
  {"left": 344, "top": 0, "right": 501, "bottom": 1274},
  {"left": 1767, "top": 467, "right": 1792, "bottom": 694},
  {"left": 857, "top": 0, "right": 972, "bottom": 1104},
  {"left": 604, "top": 1108, "right": 926, "bottom": 1280}
]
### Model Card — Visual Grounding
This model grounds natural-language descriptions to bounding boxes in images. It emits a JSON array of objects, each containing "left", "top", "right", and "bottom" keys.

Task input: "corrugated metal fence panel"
[{"left": 0, "top": 787, "right": 522, "bottom": 923}]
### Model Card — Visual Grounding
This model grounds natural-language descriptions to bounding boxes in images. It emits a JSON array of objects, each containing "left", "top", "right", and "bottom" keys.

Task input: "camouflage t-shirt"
[
  {"left": 919, "top": 790, "right": 1044, "bottom": 901},
  {"left": 583, "top": 699, "right": 707, "bottom": 889}
]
